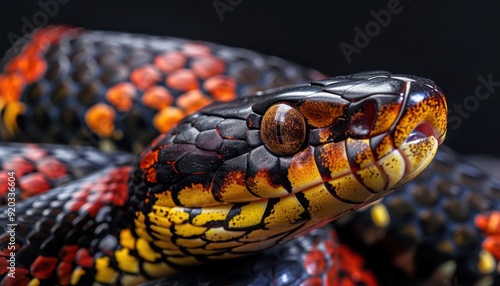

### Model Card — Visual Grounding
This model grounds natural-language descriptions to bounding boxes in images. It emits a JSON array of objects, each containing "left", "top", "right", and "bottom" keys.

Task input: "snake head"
[
  {"left": 253, "top": 70, "right": 447, "bottom": 193},
  {"left": 129, "top": 71, "right": 447, "bottom": 265}
]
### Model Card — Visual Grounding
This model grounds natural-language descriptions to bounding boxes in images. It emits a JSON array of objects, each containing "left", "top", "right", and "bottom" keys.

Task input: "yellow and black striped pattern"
[{"left": 123, "top": 72, "right": 447, "bottom": 285}]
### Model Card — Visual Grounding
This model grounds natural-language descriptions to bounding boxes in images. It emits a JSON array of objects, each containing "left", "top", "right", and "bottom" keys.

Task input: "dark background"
[{"left": 1, "top": 0, "right": 499, "bottom": 157}]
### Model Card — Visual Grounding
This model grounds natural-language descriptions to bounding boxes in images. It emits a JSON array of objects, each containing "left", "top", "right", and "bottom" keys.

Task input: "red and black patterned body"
[
  {"left": 0, "top": 164, "right": 131, "bottom": 285},
  {"left": 0, "top": 26, "right": 321, "bottom": 153},
  {"left": 0, "top": 143, "right": 132, "bottom": 205}
]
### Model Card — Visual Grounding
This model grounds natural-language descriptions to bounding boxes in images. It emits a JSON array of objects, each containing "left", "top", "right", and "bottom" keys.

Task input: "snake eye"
[{"left": 261, "top": 103, "right": 306, "bottom": 155}]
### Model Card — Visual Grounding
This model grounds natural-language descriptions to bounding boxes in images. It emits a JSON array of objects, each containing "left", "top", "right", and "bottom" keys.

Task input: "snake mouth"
[
  {"left": 392, "top": 122, "right": 442, "bottom": 188},
  {"left": 406, "top": 122, "right": 443, "bottom": 145}
]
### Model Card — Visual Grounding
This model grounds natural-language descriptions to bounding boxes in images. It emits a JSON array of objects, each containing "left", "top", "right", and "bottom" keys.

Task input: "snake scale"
[{"left": 0, "top": 26, "right": 498, "bottom": 286}]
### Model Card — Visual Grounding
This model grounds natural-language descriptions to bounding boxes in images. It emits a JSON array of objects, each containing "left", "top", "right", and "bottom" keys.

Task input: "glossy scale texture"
[{"left": 0, "top": 26, "right": 497, "bottom": 286}]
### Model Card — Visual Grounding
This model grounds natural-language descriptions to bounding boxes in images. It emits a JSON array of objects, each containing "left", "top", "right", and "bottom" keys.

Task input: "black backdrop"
[{"left": 1, "top": 0, "right": 500, "bottom": 157}]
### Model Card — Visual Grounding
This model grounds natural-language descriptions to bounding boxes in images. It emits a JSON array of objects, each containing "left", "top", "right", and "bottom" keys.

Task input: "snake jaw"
[
  {"left": 393, "top": 129, "right": 440, "bottom": 189},
  {"left": 410, "top": 122, "right": 440, "bottom": 144},
  {"left": 302, "top": 74, "right": 448, "bottom": 212},
  {"left": 386, "top": 81, "right": 447, "bottom": 188}
]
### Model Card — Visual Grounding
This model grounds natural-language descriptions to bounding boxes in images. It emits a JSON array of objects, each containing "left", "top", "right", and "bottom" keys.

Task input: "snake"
[{"left": 0, "top": 26, "right": 497, "bottom": 286}]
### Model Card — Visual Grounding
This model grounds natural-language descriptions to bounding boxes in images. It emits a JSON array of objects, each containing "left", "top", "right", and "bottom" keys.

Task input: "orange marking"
[
  {"left": 4, "top": 156, "right": 35, "bottom": 176},
  {"left": 106, "top": 82, "right": 137, "bottom": 111},
  {"left": 176, "top": 89, "right": 213, "bottom": 114},
  {"left": 71, "top": 185, "right": 91, "bottom": 201},
  {"left": 182, "top": 42, "right": 211, "bottom": 56},
  {"left": 0, "top": 173, "right": 8, "bottom": 197},
  {"left": 140, "top": 150, "right": 159, "bottom": 170},
  {"left": 339, "top": 244, "right": 364, "bottom": 267},
  {"left": 131, "top": 65, "right": 161, "bottom": 90},
  {"left": 475, "top": 213, "right": 488, "bottom": 231},
  {"left": 85, "top": 103, "right": 116, "bottom": 137},
  {"left": 64, "top": 198, "right": 86, "bottom": 213},
  {"left": 57, "top": 261, "right": 73, "bottom": 285},
  {"left": 23, "top": 41, "right": 46, "bottom": 57},
  {"left": 142, "top": 86, "right": 173, "bottom": 110},
  {"left": 325, "top": 230, "right": 339, "bottom": 256},
  {"left": 6, "top": 55, "right": 47, "bottom": 84},
  {"left": 370, "top": 100, "right": 401, "bottom": 136},
  {"left": 31, "top": 256, "right": 59, "bottom": 279},
  {"left": 482, "top": 235, "right": 500, "bottom": 260},
  {"left": 81, "top": 201, "right": 106, "bottom": 217},
  {"left": 0, "top": 73, "right": 26, "bottom": 105},
  {"left": 317, "top": 142, "right": 351, "bottom": 179},
  {"left": 326, "top": 262, "right": 340, "bottom": 285},
  {"left": 153, "top": 106, "right": 185, "bottom": 133},
  {"left": 145, "top": 167, "right": 158, "bottom": 183},
  {"left": 191, "top": 56, "right": 225, "bottom": 79},
  {"left": 60, "top": 245, "right": 79, "bottom": 262},
  {"left": 488, "top": 212, "right": 500, "bottom": 234},
  {"left": 304, "top": 249, "right": 327, "bottom": 275},
  {"left": 475, "top": 211, "right": 500, "bottom": 235},
  {"left": 317, "top": 128, "right": 333, "bottom": 144},
  {"left": 76, "top": 249, "right": 94, "bottom": 268},
  {"left": 19, "top": 173, "right": 51, "bottom": 198},
  {"left": 337, "top": 244, "right": 379, "bottom": 285},
  {"left": 37, "top": 157, "right": 68, "bottom": 180},
  {"left": 154, "top": 51, "right": 187, "bottom": 73},
  {"left": 107, "top": 183, "right": 129, "bottom": 207},
  {"left": 1, "top": 101, "right": 26, "bottom": 139},
  {"left": 66, "top": 167, "right": 130, "bottom": 216},
  {"left": 3, "top": 26, "right": 80, "bottom": 87},
  {"left": 298, "top": 100, "right": 348, "bottom": 128},
  {"left": 166, "top": 69, "right": 199, "bottom": 91},
  {"left": 203, "top": 75, "right": 236, "bottom": 101},
  {"left": 30, "top": 25, "right": 81, "bottom": 46}
]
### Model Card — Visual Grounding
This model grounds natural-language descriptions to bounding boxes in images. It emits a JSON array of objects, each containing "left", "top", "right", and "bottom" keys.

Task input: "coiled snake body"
[{"left": 0, "top": 26, "right": 498, "bottom": 286}]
